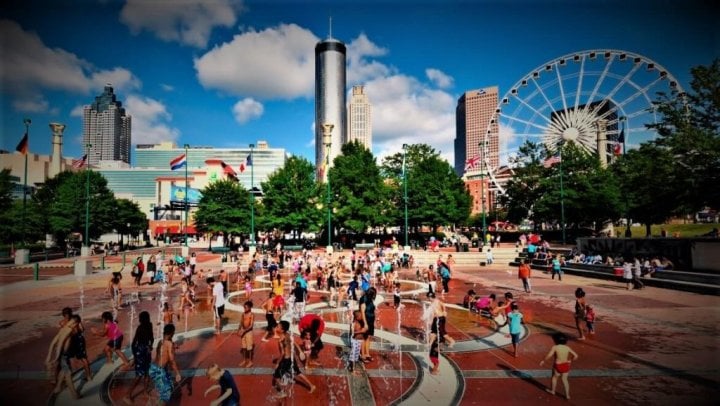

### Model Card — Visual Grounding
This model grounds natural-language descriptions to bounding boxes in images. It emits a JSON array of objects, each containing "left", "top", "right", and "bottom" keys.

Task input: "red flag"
[
  {"left": 464, "top": 155, "right": 481, "bottom": 171},
  {"left": 16, "top": 133, "right": 28, "bottom": 155},
  {"left": 72, "top": 154, "right": 87, "bottom": 169},
  {"left": 239, "top": 163, "right": 246, "bottom": 173},
  {"left": 221, "top": 161, "right": 238, "bottom": 181},
  {"left": 613, "top": 142, "right": 622, "bottom": 156},
  {"left": 543, "top": 155, "right": 561, "bottom": 168}
]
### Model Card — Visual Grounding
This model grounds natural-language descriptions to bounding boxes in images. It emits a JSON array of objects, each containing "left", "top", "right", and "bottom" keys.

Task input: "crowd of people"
[{"left": 45, "top": 242, "right": 598, "bottom": 404}]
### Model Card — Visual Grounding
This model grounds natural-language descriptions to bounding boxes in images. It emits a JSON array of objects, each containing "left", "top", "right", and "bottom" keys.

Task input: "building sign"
[{"left": 170, "top": 185, "right": 202, "bottom": 204}]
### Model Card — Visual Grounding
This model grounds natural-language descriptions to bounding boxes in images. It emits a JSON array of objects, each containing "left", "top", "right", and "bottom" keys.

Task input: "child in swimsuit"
[
  {"left": 92, "top": 311, "right": 130, "bottom": 367},
  {"left": 540, "top": 333, "right": 579, "bottom": 400}
]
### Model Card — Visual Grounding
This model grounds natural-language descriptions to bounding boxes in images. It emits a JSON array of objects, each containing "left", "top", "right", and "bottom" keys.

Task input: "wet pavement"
[{"left": 0, "top": 248, "right": 718, "bottom": 405}]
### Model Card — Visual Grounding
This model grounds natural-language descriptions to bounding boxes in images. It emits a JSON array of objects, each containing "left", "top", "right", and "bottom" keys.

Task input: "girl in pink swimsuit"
[{"left": 93, "top": 311, "right": 130, "bottom": 367}]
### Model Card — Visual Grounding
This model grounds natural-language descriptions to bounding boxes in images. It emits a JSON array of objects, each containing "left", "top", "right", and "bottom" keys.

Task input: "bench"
[
  {"left": 355, "top": 243, "right": 375, "bottom": 250},
  {"left": 284, "top": 245, "right": 304, "bottom": 251},
  {"left": 560, "top": 265, "right": 720, "bottom": 296},
  {"left": 210, "top": 247, "right": 230, "bottom": 254}
]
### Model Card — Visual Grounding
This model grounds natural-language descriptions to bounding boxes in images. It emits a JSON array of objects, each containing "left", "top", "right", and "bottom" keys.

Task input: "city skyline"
[{"left": 0, "top": 0, "right": 716, "bottom": 166}]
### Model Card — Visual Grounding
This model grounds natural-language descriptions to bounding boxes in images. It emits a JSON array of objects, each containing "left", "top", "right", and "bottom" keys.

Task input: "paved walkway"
[{"left": 1, "top": 248, "right": 719, "bottom": 405}]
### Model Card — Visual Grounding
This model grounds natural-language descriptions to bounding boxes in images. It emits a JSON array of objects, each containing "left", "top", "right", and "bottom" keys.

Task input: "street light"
[
  {"left": 402, "top": 144, "right": 409, "bottom": 249},
  {"left": 322, "top": 124, "right": 334, "bottom": 249},
  {"left": 478, "top": 139, "right": 487, "bottom": 243},
  {"left": 249, "top": 143, "right": 256, "bottom": 250},
  {"left": 558, "top": 142, "right": 566, "bottom": 245},
  {"left": 21, "top": 118, "right": 31, "bottom": 243},
  {"left": 183, "top": 143, "right": 189, "bottom": 248},
  {"left": 84, "top": 143, "right": 92, "bottom": 251}
]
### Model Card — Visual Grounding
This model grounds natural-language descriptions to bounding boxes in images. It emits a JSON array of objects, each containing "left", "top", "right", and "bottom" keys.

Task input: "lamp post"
[
  {"left": 402, "top": 144, "right": 409, "bottom": 249},
  {"left": 183, "top": 144, "right": 189, "bottom": 248},
  {"left": 478, "top": 140, "right": 487, "bottom": 244},
  {"left": 249, "top": 143, "right": 256, "bottom": 252},
  {"left": 84, "top": 143, "right": 92, "bottom": 252},
  {"left": 322, "top": 124, "right": 334, "bottom": 249},
  {"left": 21, "top": 118, "right": 31, "bottom": 244},
  {"left": 558, "top": 143, "right": 566, "bottom": 246}
]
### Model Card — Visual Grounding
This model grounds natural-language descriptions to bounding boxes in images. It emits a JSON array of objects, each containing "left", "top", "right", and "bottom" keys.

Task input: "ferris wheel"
[{"left": 482, "top": 49, "right": 683, "bottom": 195}]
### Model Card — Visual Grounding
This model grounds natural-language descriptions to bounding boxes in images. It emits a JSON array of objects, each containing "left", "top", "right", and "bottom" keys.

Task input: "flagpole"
[
  {"left": 249, "top": 144, "right": 255, "bottom": 250},
  {"left": 183, "top": 144, "right": 189, "bottom": 248},
  {"left": 84, "top": 143, "right": 92, "bottom": 250},
  {"left": 22, "top": 118, "right": 31, "bottom": 244},
  {"left": 559, "top": 144, "right": 566, "bottom": 246}
]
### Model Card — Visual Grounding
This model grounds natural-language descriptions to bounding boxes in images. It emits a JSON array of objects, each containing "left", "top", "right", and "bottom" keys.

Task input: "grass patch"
[{"left": 619, "top": 223, "right": 718, "bottom": 238}]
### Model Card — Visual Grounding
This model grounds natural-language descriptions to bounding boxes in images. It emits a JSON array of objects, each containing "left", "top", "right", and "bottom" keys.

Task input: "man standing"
[{"left": 207, "top": 277, "right": 226, "bottom": 334}]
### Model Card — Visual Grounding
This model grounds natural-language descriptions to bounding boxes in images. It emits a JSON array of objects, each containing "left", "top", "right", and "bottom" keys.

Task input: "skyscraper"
[
  {"left": 82, "top": 84, "right": 132, "bottom": 166},
  {"left": 347, "top": 85, "right": 372, "bottom": 150},
  {"left": 454, "top": 87, "right": 499, "bottom": 176},
  {"left": 315, "top": 36, "right": 347, "bottom": 179}
]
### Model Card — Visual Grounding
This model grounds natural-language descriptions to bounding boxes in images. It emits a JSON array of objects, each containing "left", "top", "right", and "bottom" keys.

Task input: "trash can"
[{"left": 462, "top": 243, "right": 469, "bottom": 252}]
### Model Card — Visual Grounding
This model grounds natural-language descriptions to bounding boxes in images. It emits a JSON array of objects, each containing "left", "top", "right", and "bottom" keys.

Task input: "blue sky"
[{"left": 0, "top": 0, "right": 717, "bottom": 167}]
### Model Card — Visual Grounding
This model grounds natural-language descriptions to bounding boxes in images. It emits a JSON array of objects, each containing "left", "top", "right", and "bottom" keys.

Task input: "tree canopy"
[{"left": 194, "top": 179, "right": 252, "bottom": 243}]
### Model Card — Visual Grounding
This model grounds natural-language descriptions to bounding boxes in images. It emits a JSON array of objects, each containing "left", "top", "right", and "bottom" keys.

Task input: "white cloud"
[
  {"left": 160, "top": 84, "right": 174, "bottom": 92},
  {"left": 70, "top": 105, "right": 84, "bottom": 117},
  {"left": 12, "top": 96, "right": 48, "bottom": 113},
  {"left": 195, "top": 23, "right": 318, "bottom": 99},
  {"left": 120, "top": 0, "right": 242, "bottom": 48},
  {"left": 0, "top": 19, "right": 141, "bottom": 113},
  {"left": 426, "top": 68, "right": 454, "bottom": 89},
  {"left": 125, "top": 95, "right": 180, "bottom": 144},
  {"left": 343, "top": 34, "right": 457, "bottom": 165},
  {"left": 232, "top": 97, "right": 263, "bottom": 124}
]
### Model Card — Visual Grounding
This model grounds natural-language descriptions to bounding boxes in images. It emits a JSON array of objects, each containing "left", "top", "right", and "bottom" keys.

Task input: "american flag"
[
  {"left": 464, "top": 155, "right": 481, "bottom": 171},
  {"left": 543, "top": 155, "right": 561, "bottom": 168},
  {"left": 72, "top": 154, "right": 87, "bottom": 169}
]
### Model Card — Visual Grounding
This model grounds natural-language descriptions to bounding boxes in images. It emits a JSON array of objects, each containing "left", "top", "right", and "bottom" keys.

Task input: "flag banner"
[
  {"left": 72, "top": 154, "right": 87, "bottom": 169},
  {"left": 543, "top": 155, "right": 561, "bottom": 168},
  {"left": 617, "top": 129, "right": 625, "bottom": 144},
  {"left": 221, "top": 161, "right": 238, "bottom": 180},
  {"left": 239, "top": 163, "right": 246, "bottom": 173},
  {"left": 246, "top": 154, "right": 253, "bottom": 166},
  {"left": 464, "top": 155, "right": 481, "bottom": 171},
  {"left": 170, "top": 154, "right": 186, "bottom": 170},
  {"left": 16, "top": 133, "right": 28, "bottom": 155},
  {"left": 613, "top": 142, "right": 622, "bottom": 156}
]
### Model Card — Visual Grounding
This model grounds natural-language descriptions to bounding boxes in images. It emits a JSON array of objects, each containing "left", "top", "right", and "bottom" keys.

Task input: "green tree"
[
  {"left": 0, "top": 168, "right": 13, "bottom": 214},
  {"left": 499, "top": 141, "right": 546, "bottom": 224},
  {"left": 259, "top": 156, "right": 322, "bottom": 237},
  {"left": 113, "top": 198, "right": 148, "bottom": 247},
  {"left": 647, "top": 59, "right": 720, "bottom": 213},
  {"left": 47, "top": 171, "right": 117, "bottom": 244},
  {"left": 194, "top": 180, "right": 252, "bottom": 246},
  {"left": 329, "top": 141, "right": 392, "bottom": 234},
  {"left": 613, "top": 143, "right": 678, "bottom": 236}
]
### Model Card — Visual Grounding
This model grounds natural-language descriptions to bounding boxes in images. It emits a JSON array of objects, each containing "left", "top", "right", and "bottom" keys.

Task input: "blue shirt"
[
  {"left": 219, "top": 370, "right": 240, "bottom": 405},
  {"left": 527, "top": 244, "right": 537, "bottom": 253},
  {"left": 508, "top": 311, "right": 523, "bottom": 335}
]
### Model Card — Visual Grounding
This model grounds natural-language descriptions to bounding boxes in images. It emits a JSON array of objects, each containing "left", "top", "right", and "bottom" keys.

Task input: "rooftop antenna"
[{"left": 328, "top": 16, "right": 332, "bottom": 39}]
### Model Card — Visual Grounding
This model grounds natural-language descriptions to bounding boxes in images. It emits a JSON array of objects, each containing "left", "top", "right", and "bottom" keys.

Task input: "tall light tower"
[
  {"left": 322, "top": 124, "right": 334, "bottom": 249},
  {"left": 249, "top": 143, "right": 256, "bottom": 253},
  {"left": 402, "top": 144, "right": 409, "bottom": 250}
]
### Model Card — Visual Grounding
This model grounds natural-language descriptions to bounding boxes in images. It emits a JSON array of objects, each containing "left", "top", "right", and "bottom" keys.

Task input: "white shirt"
[{"left": 212, "top": 283, "right": 225, "bottom": 307}]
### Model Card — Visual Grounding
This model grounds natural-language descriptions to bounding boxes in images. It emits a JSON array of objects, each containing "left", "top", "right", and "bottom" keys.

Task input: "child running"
[
  {"left": 92, "top": 311, "right": 131, "bottom": 368},
  {"left": 271, "top": 320, "right": 315, "bottom": 398},
  {"left": 585, "top": 305, "right": 596, "bottom": 334}
]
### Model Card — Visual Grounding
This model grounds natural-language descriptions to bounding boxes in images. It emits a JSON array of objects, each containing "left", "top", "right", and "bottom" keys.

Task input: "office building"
[
  {"left": 315, "top": 36, "right": 347, "bottom": 180},
  {"left": 82, "top": 84, "right": 132, "bottom": 166},
  {"left": 347, "top": 85, "right": 372, "bottom": 150},
  {"left": 454, "top": 87, "right": 499, "bottom": 176}
]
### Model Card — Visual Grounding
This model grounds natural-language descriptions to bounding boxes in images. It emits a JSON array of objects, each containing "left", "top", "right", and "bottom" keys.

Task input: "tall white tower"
[
  {"left": 49, "top": 122, "right": 65, "bottom": 177},
  {"left": 315, "top": 31, "right": 347, "bottom": 178},
  {"left": 348, "top": 85, "right": 372, "bottom": 151}
]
